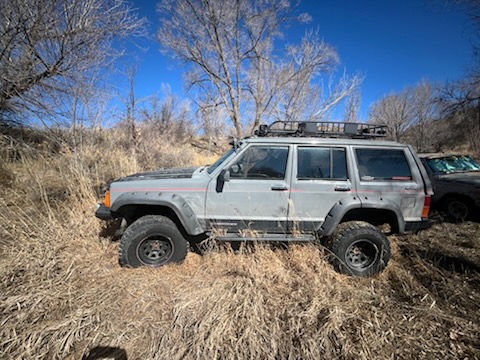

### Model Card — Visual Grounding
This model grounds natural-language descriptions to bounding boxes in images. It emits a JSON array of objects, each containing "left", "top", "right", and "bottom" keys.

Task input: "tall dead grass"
[{"left": 0, "top": 130, "right": 479, "bottom": 359}]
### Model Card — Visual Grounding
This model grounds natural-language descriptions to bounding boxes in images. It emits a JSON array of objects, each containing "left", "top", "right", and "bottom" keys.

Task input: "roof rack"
[{"left": 254, "top": 121, "right": 388, "bottom": 139}]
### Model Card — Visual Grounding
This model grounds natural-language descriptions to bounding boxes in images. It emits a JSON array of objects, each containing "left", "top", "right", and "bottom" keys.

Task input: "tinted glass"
[
  {"left": 332, "top": 148, "right": 347, "bottom": 179},
  {"left": 297, "top": 147, "right": 347, "bottom": 180},
  {"left": 229, "top": 146, "right": 288, "bottom": 179},
  {"left": 356, "top": 148, "right": 412, "bottom": 181},
  {"left": 208, "top": 148, "right": 235, "bottom": 174}
]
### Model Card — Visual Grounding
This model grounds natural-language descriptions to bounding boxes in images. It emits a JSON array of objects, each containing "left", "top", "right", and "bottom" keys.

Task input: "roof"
[
  {"left": 419, "top": 153, "right": 465, "bottom": 159},
  {"left": 243, "top": 136, "right": 404, "bottom": 147}
]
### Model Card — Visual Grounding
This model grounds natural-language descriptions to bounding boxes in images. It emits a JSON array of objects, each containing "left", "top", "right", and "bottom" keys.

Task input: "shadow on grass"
[
  {"left": 99, "top": 219, "right": 123, "bottom": 240},
  {"left": 82, "top": 346, "right": 127, "bottom": 360},
  {"left": 400, "top": 246, "right": 480, "bottom": 274},
  {"left": 429, "top": 207, "right": 480, "bottom": 224}
]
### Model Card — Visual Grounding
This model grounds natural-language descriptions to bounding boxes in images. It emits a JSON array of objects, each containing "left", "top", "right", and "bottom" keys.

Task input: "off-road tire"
[
  {"left": 328, "top": 221, "right": 390, "bottom": 277},
  {"left": 119, "top": 215, "right": 188, "bottom": 268}
]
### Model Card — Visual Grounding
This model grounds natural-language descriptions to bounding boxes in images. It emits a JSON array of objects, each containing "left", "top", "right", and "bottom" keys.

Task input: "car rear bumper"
[
  {"left": 404, "top": 219, "right": 432, "bottom": 233},
  {"left": 95, "top": 203, "right": 113, "bottom": 220}
]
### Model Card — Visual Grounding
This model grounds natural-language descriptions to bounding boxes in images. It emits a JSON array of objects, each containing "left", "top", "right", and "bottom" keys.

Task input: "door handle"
[
  {"left": 334, "top": 185, "right": 351, "bottom": 192},
  {"left": 271, "top": 184, "right": 289, "bottom": 191}
]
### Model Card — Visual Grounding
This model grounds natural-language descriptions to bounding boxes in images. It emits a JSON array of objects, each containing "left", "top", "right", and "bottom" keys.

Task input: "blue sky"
[{"left": 125, "top": 0, "right": 474, "bottom": 120}]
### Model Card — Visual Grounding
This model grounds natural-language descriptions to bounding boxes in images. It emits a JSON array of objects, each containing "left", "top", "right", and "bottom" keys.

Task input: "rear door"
[{"left": 288, "top": 145, "right": 353, "bottom": 231}]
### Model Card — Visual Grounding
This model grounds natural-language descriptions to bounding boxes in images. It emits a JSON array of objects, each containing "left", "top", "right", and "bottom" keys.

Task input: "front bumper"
[
  {"left": 404, "top": 219, "right": 432, "bottom": 233},
  {"left": 95, "top": 203, "right": 113, "bottom": 220}
]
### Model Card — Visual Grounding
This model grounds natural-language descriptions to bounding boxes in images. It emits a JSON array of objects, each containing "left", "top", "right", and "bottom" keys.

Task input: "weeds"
[{"left": 0, "top": 130, "right": 479, "bottom": 359}]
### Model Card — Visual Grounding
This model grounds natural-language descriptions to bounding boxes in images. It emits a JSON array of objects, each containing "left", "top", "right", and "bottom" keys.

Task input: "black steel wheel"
[
  {"left": 119, "top": 215, "right": 188, "bottom": 268},
  {"left": 345, "top": 239, "right": 378, "bottom": 270},
  {"left": 137, "top": 236, "right": 173, "bottom": 265},
  {"left": 328, "top": 221, "right": 390, "bottom": 277}
]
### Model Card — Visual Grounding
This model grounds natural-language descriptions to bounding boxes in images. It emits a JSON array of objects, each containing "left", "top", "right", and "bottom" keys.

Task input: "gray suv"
[{"left": 96, "top": 121, "right": 433, "bottom": 276}]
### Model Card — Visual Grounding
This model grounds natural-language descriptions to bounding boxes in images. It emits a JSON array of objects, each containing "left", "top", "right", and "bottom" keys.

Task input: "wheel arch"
[
  {"left": 318, "top": 197, "right": 403, "bottom": 236},
  {"left": 439, "top": 193, "right": 475, "bottom": 207},
  {"left": 111, "top": 192, "right": 206, "bottom": 237},
  {"left": 340, "top": 208, "right": 400, "bottom": 234}
]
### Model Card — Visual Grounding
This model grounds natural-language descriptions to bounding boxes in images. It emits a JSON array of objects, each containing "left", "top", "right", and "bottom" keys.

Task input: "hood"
[
  {"left": 117, "top": 167, "right": 199, "bottom": 181},
  {"left": 435, "top": 171, "right": 480, "bottom": 186}
]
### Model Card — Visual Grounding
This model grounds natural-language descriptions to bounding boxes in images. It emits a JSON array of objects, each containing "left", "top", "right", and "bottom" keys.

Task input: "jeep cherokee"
[{"left": 96, "top": 121, "right": 433, "bottom": 276}]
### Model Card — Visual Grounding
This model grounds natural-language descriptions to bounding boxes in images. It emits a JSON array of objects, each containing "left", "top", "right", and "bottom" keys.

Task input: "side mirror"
[
  {"left": 216, "top": 169, "right": 230, "bottom": 193},
  {"left": 221, "top": 169, "right": 230, "bottom": 182}
]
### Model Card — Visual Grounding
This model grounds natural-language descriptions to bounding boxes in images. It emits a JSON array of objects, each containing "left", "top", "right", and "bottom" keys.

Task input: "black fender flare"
[
  {"left": 110, "top": 192, "right": 205, "bottom": 236},
  {"left": 359, "top": 197, "right": 405, "bottom": 233},
  {"left": 318, "top": 196, "right": 404, "bottom": 236},
  {"left": 317, "top": 196, "right": 362, "bottom": 236}
]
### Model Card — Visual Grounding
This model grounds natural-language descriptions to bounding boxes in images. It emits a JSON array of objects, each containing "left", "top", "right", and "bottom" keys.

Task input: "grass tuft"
[{"left": 0, "top": 130, "right": 479, "bottom": 359}]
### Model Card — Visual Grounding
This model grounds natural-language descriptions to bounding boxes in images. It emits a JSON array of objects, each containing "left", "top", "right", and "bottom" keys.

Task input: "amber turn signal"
[{"left": 104, "top": 190, "right": 110, "bottom": 208}]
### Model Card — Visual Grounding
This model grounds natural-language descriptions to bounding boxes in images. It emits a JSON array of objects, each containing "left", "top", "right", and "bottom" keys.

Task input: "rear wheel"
[
  {"left": 443, "top": 196, "right": 471, "bottom": 221},
  {"left": 328, "top": 221, "right": 390, "bottom": 277},
  {"left": 119, "top": 215, "right": 188, "bottom": 268}
]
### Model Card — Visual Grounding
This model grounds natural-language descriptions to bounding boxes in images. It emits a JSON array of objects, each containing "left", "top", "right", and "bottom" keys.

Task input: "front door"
[{"left": 205, "top": 144, "right": 291, "bottom": 233}]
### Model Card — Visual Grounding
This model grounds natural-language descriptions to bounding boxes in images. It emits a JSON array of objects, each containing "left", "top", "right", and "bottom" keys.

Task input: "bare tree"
[
  {"left": 410, "top": 81, "right": 439, "bottom": 152},
  {"left": 157, "top": 0, "right": 291, "bottom": 136},
  {"left": 198, "top": 103, "right": 230, "bottom": 139},
  {"left": 438, "top": 79, "right": 480, "bottom": 153},
  {"left": 140, "top": 89, "right": 195, "bottom": 141},
  {"left": 125, "top": 66, "right": 140, "bottom": 148},
  {"left": 457, "top": 0, "right": 480, "bottom": 63},
  {"left": 370, "top": 81, "right": 440, "bottom": 151},
  {"left": 368, "top": 89, "right": 413, "bottom": 142},
  {"left": 438, "top": 1, "right": 480, "bottom": 153},
  {"left": 313, "top": 72, "right": 362, "bottom": 121},
  {"left": 344, "top": 90, "right": 361, "bottom": 122},
  {"left": 0, "top": 0, "right": 146, "bottom": 126},
  {"left": 124, "top": 65, "right": 141, "bottom": 169},
  {"left": 246, "top": 30, "right": 341, "bottom": 126},
  {"left": 157, "top": 0, "right": 351, "bottom": 136}
]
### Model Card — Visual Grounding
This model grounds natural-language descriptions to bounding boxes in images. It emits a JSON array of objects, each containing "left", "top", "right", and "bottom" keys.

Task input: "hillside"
[{"left": 0, "top": 130, "right": 479, "bottom": 359}]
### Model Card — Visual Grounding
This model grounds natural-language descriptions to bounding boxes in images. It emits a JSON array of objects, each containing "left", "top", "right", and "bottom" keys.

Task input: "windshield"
[
  {"left": 207, "top": 148, "right": 235, "bottom": 174},
  {"left": 425, "top": 155, "right": 480, "bottom": 174}
]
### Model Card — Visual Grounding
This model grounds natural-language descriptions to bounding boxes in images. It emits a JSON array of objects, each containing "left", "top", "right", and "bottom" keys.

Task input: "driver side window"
[{"left": 229, "top": 146, "right": 289, "bottom": 180}]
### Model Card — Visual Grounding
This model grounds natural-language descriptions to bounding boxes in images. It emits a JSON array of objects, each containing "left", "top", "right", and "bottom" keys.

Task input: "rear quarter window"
[{"left": 356, "top": 148, "right": 412, "bottom": 181}]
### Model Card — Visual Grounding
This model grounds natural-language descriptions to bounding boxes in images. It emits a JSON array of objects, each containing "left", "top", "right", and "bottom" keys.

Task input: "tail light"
[{"left": 422, "top": 195, "right": 431, "bottom": 219}]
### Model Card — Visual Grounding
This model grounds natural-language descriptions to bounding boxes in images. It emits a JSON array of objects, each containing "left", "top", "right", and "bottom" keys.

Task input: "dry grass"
[{"left": 0, "top": 131, "right": 479, "bottom": 359}]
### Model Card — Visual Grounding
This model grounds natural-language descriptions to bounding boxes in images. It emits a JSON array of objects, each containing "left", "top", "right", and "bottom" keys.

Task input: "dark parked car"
[{"left": 420, "top": 153, "right": 480, "bottom": 220}]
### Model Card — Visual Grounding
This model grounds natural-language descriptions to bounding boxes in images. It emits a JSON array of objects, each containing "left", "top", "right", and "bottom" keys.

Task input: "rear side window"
[
  {"left": 356, "top": 148, "right": 412, "bottom": 181},
  {"left": 297, "top": 147, "right": 347, "bottom": 180}
]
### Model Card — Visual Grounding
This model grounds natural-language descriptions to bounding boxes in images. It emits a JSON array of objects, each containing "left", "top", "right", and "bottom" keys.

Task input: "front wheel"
[
  {"left": 328, "top": 221, "right": 390, "bottom": 277},
  {"left": 119, "top": 215, "right": 188, "bottom": 268}
]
